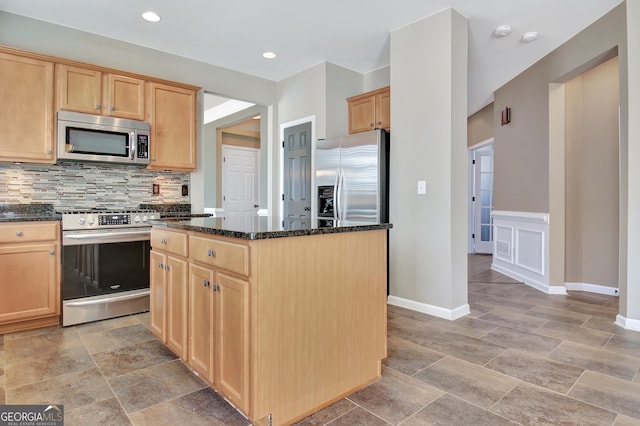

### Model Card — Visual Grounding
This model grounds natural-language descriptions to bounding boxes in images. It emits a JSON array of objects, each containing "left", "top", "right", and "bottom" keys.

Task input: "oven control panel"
[{"left": 60, "top": 210, "right": 159, "bottom": 230}]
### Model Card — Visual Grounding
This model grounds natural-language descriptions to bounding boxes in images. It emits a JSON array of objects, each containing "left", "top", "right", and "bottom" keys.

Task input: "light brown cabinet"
[
  {"left": 0, "top": 51, "right": 55, "bottom": 163},
  {"left": 146, "top": 82, "right": 197, "bottom": 171},
  {"left": 347, "top": 86, "right": 390, "bottom": 134},
  {"left": 150, "top": 229, "right": 189, "bottom": 359},
  {"left": 0, "top": 222, "right": 60, "bottom": 333},
  {"left": 56, "top": 64, "right": 145, "bottom": 120}
]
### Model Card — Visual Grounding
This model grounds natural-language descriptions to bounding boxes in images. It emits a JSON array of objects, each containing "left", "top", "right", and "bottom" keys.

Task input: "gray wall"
[{"left": 565, "top": 57, "right": 619, "bottom": 288}]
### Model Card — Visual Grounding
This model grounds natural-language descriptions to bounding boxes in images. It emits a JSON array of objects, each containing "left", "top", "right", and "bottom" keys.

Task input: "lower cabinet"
[
  {"left": 0, "top": 222, "right": 60, "bottom": 332},
  {"left": 150, "top": 249, "right": 188, "bottom": 359},
  {"left": 188, "top": 263, "right": 249, "bottom": 412}
]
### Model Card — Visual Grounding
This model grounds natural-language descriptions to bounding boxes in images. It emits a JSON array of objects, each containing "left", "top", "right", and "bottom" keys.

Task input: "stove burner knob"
[
  {"left": 87, "top": 216, "right": 95, "bottom": 226},
  {"left": 78, "top": 217, "right": 86, "bottom": 225},
  {"left": 134, "top": 216, "right": 141, "bottom": 223},
  {"left": 142, "top": 215, "right": 148, "bottom": 223}
]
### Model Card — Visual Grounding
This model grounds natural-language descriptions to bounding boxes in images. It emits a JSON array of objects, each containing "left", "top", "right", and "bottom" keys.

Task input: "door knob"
[
  {"left": 254, "top": 204, "right": 259, "bottom": 208},
  {"left": 304, "top": 207, "right": 311, "bottom": 211}
]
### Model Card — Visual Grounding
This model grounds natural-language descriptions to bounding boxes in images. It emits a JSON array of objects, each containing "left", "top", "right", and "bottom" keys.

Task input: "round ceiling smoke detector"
[
  {"left": 493, "top": 25, "right": 512, "bottom": 37},
  {"left": 522, "top": 31, "right": 539, "bottom": 42}
]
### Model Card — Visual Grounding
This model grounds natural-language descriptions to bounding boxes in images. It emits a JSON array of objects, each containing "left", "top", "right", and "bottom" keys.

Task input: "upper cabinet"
[
  {"left": 347, "top": 86, "right": 390, "bottom": 134},
  {"left": 146, "top": 82, "right": 197, "bottom": 171},
  {"left": 56, "top": 64, "right": 145, "bottom": 120},
  {"left": 0, "top": 51, "right": 55, "bottom": 164}
]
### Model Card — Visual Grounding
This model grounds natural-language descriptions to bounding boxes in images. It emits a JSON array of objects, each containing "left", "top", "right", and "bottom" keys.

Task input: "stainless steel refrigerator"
[{"left": 314, "top": 129, "right": 389, "bottom": 226}]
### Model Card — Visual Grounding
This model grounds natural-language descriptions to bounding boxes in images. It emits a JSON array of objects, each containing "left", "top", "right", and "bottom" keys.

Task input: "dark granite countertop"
[
  {"left": 151, "top": 216, "right": 392, "bottom": 240},
  {"left": 0, "top": 204, "right": 60, "bottom": 223}
]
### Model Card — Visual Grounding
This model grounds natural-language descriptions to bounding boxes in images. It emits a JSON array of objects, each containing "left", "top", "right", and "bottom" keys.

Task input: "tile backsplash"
[{"left": 0, "top": 161, "right": 189, "bottom": 209}]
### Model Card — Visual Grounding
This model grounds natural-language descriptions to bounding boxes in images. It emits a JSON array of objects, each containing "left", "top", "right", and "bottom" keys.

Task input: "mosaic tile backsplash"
[{"left": 0, "top": 161, "right": 190, "bottom": 209}]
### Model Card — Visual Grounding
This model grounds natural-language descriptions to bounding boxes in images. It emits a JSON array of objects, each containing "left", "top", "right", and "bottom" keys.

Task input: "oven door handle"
[
  {"left": 64, "top": 290, "right": 150, "bottom": 307},
  {"left": 65, "top": 230, "right": 151, "bottom": 240}
]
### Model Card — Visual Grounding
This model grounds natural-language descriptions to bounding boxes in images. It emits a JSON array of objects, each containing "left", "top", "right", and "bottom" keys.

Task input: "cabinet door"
[
  {"left": 0, "top": 242, "right": 58, "bottom": 323},
  {"left": 348, "top": 95, "right": 376, "bottom": 134},
  {"left": 105, "top": 74, "right": 145, "bottom": 120},
  {"left": 215, "top": 272, "right": 249, "bottom": 411},
  {"left": 375, "top": 89, "right": 390, "bottom": 131},
  {"left": 166, "top": 255, "right": 188, "bottom": 359},
  {"left": 149, "top": 250, "right": 166, "bottom": 340},
  {"left": 56, "top": 64, "right": 102, "bottom": 114},
  {"left": 0, "top": 52, "right": 55, "bottom": 163},
  {"left": 189, "top": 263, "right": 215, "bottom": 383},
  {"left": 147, "top": 82, "right": 196, "bottom": 171}
]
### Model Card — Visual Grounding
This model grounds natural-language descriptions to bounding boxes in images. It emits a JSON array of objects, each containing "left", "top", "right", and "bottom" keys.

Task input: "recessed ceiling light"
[
  {"left": 262, "top": 52, "right": 277, "bottom": 59},
  {"left": 252, "top": 115, "right": 261, "bottom": 120},
  {"left": 493, "top": 25, "right": 512, "bottom": 37},
  {"left": 522, "top": 31, "right": 539, "bottom": 42},
  {"left": 142, "top": 11, "right": 161, "bottom": 22}
]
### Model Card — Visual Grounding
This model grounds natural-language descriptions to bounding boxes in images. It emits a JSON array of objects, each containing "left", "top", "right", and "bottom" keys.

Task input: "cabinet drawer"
[
  {"left": 190, "top": 235, "right": 248, "bottom": 276},
  {"left": 0, "top": 222, "right": 58, "bottom": 243},
  {"left": 151, "top": 229, "right": 188, "bottom": 257}
]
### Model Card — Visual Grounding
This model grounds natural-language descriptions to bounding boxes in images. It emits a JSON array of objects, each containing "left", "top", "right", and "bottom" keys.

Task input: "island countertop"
[{"left": 150, "top": 215, "right": 392, "bottom": 240}]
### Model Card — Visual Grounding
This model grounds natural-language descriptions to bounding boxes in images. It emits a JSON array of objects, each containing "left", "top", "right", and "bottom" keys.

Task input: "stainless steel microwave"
[{"left": 57, "top": 111, "right": 150, "bottom": 166}]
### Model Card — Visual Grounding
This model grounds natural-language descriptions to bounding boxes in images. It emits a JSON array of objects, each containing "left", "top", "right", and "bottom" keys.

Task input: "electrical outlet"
[
  {"left": 417, "top": 180, "right": 426, "bottom": 195},
  {"left": 182, "top": 185, "right": 189, "bottom": 196},
  {"left": 152, "top": 184, "right": 160, "bottom": 195}
]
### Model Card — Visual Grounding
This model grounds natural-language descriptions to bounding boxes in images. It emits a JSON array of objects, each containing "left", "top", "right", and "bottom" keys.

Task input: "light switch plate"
[{"left": 417, "top": 180, "right": 426, "bottom": 195}]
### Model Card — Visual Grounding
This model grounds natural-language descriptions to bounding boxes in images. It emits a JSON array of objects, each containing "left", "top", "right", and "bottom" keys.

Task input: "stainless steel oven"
[{"left": 59, "top": 209, "right": 159, "bottom": 326}]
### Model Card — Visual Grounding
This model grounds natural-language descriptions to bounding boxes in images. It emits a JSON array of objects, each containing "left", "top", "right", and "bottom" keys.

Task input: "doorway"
[
  {"left": 469, "top": 140, "right": 494, "bottom": 254},
  {"left": 221, "top": 145, "right": 259, "bottom": 229},
  {"left": 282, "top": 120, "right": 313, "bottom": 229}
]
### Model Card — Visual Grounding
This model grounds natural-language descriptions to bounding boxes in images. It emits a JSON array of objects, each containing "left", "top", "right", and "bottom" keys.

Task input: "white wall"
[{"left": 388, "top": 8, "right": 469, "bottom": 319}]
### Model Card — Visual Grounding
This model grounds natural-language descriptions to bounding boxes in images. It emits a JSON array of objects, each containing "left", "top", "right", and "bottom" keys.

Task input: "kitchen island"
[{"left": 150, "top": 216, "right": 391, "bottom": 425}]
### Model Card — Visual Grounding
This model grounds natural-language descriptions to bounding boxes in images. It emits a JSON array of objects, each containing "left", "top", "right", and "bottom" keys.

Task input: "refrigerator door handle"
[{"left": 336, "top": 169, "right": 343, "bottom": 220}]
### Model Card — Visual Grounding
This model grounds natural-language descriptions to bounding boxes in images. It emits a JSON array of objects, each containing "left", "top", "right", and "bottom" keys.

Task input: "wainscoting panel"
[{"left": 491, "top": 211, "right": 563, "bottom": 294}]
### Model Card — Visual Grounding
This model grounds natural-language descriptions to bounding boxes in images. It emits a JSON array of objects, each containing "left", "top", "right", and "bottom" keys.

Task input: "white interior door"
[
  {"left": 473, "top": 145, "right": 494, "bottom": 253},
  {"left": 222, "top": 145, "right": 259, "bottom": 230}
]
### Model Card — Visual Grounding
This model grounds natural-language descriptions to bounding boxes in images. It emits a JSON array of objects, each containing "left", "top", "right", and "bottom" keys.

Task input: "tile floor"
[{"left": 1, "top": 254, "right": 640, "bottom": 425}]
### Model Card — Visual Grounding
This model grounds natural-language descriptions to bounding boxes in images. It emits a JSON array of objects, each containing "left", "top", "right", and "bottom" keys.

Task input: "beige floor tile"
[
  {"left": 292, "top": 399, "right": 356, "bottom": 425},
  {"left": 566, "top": 300, "right": 620, "bottom": 318},
  {"left": 569, "top": 370, "right": 640, "bottom": 420},
  {"left": 108, "top": 359, "right": 206, "bottom": 413},
  {"left": 322, "top": 407, "right": 390, "bottom": 426},
  {"left": 522, "top": 304, "right": 590, "bottom": 325},
  {"left": 480, "top": 325, "right": 562, "bottom": 356},
  {"left": 549, "top": 341, "right": 639, "bottom": 381},
  {"left": 387, "top": 304, "right": 436, "bottom": 322},
  {"left": 467, "top": 301, "right": 495, "bottom": 318},
  {"left": 346, "top": 367, "right": 442, "bottom": 425},
  {"left": 74, "top": 315, "right": 142, "bottom": 335},
  {"left": 79, "top": 323, "right": 157, "bottom": 354},
  {"left": 535, "top": 319, "right": 614, "bottom": 348},
  {"left": 0, "top": 374, "right": 5, "bottom": 404},
  {"left": 478, "top": 307, "right": 547, "bottom": 332},
  {"left": 65, "top": 397, "right": 132, "bottom": 426},
  {"left": 92, "top": 340, "right": 177, "bottom": 378},
  {"left": 605, "top": 334, "right": 640, "bottom": 360},
  {"left": 4, "top": 328, "right": 82, "bottom": 361},
  {"left": 468, "top": 294, "right": 537, "bottom": 312},
  {"left": 426, "top": 316, "right": 499, "bottom": 338},
  {"left": 403, "top": 394, "right": 517, "bottom": 426},
  {"left": 616, "top": 414, "right": 640, "bottom": 425},
  {"left": 5, "top": 345, "right": 95, "bottom": 389},
  {"left": 128, "top": 387, "right": 250, "bottom": 426},
  {"left": 486, "top": 348, "right": 584, "bottom": 393},
  {"left": 492, "top": 383, "right": 617, "bottom": 425},
  {"left": 382, "top": 336, "right": 444, "bottom": 376},
  {"left": 413, "top": 356, "right": 518, "bottom": 409},
  {"left": 7, "top": 367, "right": 113, "bottom": 410}
]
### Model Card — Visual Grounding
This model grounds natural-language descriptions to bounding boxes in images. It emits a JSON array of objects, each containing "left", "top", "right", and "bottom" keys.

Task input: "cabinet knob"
[
  {"left": 158, "top": 262, "right": 163, "bottom": 268},
  {"left": 161, "top": 238, "right": 167, "bottom": 244},
  {"left": 95, "top": 104, "right": 101, "bottom": 109},
  {"left": 110, "top": 106, "right": 115, "bottom": 111},
  {"left": 15, "top": 231, "right": 23, "bottom": 237},
  {"left": 203, "top": 279, "right": 210, "bottom": 287},
  {"left": 208, "top": 249, "right": 216, "bottom": 257},
  {"left": 49, "top": 249, "right": 55, "bottom": 255},
  {"left": 165, "top": 264, "right": 170, "bottom": 271},
  {"left": 213, "top": 283, "right": 220, "bottom": 292},
  {"left": 370, "top": 123, "right": 374, "bottom": 127}
]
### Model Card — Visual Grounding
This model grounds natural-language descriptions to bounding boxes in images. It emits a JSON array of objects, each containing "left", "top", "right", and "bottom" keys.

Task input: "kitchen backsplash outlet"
[{"left": 0, "top": 161, "right": 189, "bottom": 209}]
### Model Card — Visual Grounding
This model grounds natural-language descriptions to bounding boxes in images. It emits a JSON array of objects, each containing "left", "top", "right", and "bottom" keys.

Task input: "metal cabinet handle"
[
  {"left": 110, "top": 106, "right": 115, "bottom": 111},
  {"left": 213, "top": 283, "right": 220, "bottom": 292},
  {"left": 208, "top": 249, "right": 215, "bottom": 257},
  {"left": 158, "top": 262, "right": 163, "bottom": 268},
  {"left": 49, "top": 249, "right": 55, "bottom": 255},
  {"left": 203, "top": 279, "right": 210, "bottom": 287},
  {"left": 164, "top": 264, "right": 169, "bottom": 271},
  {"left": 95, "top": 104, "right": 101, "bottom": 109},
  {"left": 16, "top": 231, "right": 23, "bottom": 236},
  {"left": 161, "top": 238, "right": 167, "bottom": 244}
]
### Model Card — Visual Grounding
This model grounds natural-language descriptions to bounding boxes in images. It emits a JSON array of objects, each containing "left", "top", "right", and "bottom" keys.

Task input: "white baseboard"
[
  {"left": 565, "top": 282, "right": 620, "bottom": 296},
  {"left": 387, "top": 296, "right": 470, "bottom": 320},
  {"left": 615, "top": 314, "right": 640, "bottom": 332},
  {"left": 491, "top": 263, "right": 567, "bottom": 295}
]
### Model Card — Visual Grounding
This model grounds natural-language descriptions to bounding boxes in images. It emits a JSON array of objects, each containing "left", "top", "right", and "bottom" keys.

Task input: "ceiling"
[{"left": 0, "top": 0, "right": 623, "bottom": 115}]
